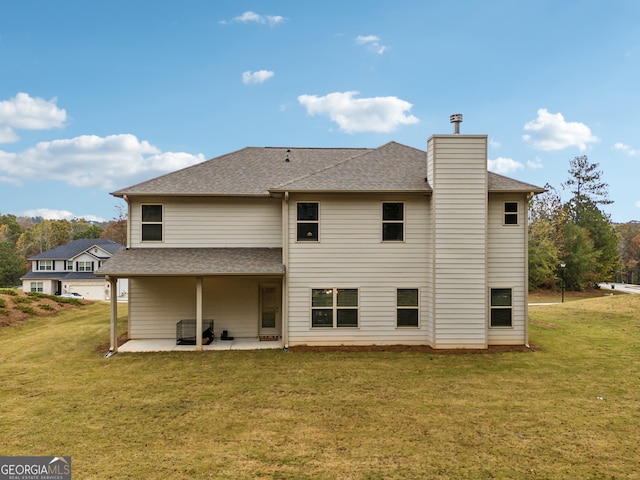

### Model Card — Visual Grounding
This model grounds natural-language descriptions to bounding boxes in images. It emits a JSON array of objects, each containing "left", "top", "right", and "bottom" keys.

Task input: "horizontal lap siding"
[
  {"left": 129, "top": 197, "right": 281, "bottom": 247},
  {"left": 487, "top": 194, "right": 527, "bottom": 345},
  {"left": 129, "top": 276, "right": 276, "bottom": 339},
  {"left": 287, "top": 195, "right": 431, "bottom": 346},
  {"left": 430, "top": 135, "right": 488, "bottom": 348}
]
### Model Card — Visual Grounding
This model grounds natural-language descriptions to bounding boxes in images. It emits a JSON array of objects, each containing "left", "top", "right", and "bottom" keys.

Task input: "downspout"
[
  {"left": 524, "top": 193, "right": 533, "bottom": 348},
  {"left": 106, "top": 276, "right": 118, "bottom": 357},
  {"left": 282, "top": 192, "right": 289, "bottom": 350},
  {"left": 196, "top": 277, "right": 203, "bottom": 351}
]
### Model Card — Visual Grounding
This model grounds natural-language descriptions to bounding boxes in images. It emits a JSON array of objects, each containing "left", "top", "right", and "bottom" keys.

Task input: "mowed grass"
[{"left": 1, "top": 298, "right": 639, "bottom": 479}]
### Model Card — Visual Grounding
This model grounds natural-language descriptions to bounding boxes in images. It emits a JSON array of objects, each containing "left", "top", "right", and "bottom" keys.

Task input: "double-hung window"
[
  {"left": 397, "top": 288, "right": 419, "bottom": 327},
  {"left": 311, "top": 288, "right": 359, "bottom": 328},
  {"left": 38, "top": 260, "right": 53, "bottom": 271},
  {"left": 30, "top": 282, "right": 43, "bottom": 293},
  {"left": 490, "top": 288, "right": 513, "bottom": 327},
  {"left": 77, "top": 261, "right": 93, "bottom": 272},
  {"left": 142, "top": 204, "right": 163, "bottom": 242},
  {"left": 382, "top": 202, "right": 404, "bottom": 241},
  {"left": 504, "top": 202, "right": 519, "bottom": 225},
  {"left": 297, "top": 202, "right": 319, "bottom": 241}
]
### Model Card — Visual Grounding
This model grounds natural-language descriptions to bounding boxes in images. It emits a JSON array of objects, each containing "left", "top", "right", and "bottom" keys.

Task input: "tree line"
[
  {"left": 529, "top": 155, "right": 639, "bottom": 291},
  {"left": 0, "top": 206, "right": 126, "bottom": 287}
]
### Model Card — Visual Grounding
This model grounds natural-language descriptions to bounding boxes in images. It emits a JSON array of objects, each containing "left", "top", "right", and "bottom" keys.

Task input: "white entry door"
[{"left": 259, "top": 284, "right": 281, "bottom": 336}]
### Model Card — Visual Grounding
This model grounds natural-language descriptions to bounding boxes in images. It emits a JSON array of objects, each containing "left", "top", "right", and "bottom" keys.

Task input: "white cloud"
[
  {"left": 636, "top": 201, "right": 640, "bottom": 209},
  {"left": 527, "top": 157, "right": 544, "bottom": 169},
  {"left": 613, "top": 142, "right": 638, "bottom": 156},
  {"left": 489, "top": 138, "right": 501, "bottom": 149},
  {"left": 0, "top": 92, "right": 67, "bottom": 143},
  {"left": 222, "top": 11, "right": 286, "bottom": 26},
  {"left": 298, "top": 91, "right": 419, "bottom": 133},
  {"left": 488, "top": 157, "right": 524, "bottom": 175},
  {"left": 355, "top": 34, "right": 387, "bottom": 54},
  {"left": 523, "top": 108, "right": 599, "bottom": 151},
  {"left": 0, "top": 133, "right": 204, "bottom": 190},
  {"left": 242, "top": 70, "right": 275, "bottom": 85},
  {"left": 20, "top": 208, "right": 107, "bottom": 222}
]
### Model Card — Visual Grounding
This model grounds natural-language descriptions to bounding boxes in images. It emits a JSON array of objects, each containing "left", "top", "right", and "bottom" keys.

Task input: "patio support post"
[
  {"left": 108, "top": 276, "right": 118, "bottom": 353},
  {"left": 196, "top": 277, "right": 203, "bottom": 351}
]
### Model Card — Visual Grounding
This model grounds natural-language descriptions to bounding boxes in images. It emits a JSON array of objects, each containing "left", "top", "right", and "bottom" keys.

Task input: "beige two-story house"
[{"left": 97, "top": 118, "right": 544, "bottom": 352}]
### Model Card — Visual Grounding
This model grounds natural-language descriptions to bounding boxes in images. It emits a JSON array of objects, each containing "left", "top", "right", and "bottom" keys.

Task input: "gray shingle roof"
[
  {"left": 29, "top": 238, "right": 124, "bottom": 261},
  {"left": 96, "top": 248, "right": 284, "bottom": 277},
  {"left": 111, "top": 141, "right": 543, "bottom": 197}
]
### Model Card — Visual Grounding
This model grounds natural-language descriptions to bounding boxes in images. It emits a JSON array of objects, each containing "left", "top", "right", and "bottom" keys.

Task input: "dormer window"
[{"left": 142, "top": 204, "right": 163, "bottom": 242}]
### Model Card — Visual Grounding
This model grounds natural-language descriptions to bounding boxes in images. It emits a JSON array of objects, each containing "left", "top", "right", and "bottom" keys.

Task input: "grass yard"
[{"left": 1, "top": 297, "right": 639, "bottom": 479}]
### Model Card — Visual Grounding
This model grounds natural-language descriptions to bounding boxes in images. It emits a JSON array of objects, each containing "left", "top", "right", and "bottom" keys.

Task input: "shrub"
[
  {"left": 13, "top": 296, "right": 33, "bottom": 305},
  {"left": 0, "top": 309, "right": 8, "bottom": 316},
  {"left": 0, "top": 298, "right": 6, "bottom": 308},
  {"left": 0, "top": 289, "right": 18, "bottom": 296},
  {"left": 16, "top": 305, "right": 37, "bottom": 315},
  {"left": 39, "top": 304, "right": 55, "bottom": 311}
]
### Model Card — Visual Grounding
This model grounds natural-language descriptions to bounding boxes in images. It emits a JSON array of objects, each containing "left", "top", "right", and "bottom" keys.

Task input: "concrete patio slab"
[{"left": 117, "top": 338, "right": 282, "bottom": 352}]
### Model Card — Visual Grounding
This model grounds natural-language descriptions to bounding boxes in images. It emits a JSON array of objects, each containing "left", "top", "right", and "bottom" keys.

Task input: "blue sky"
[{"left": 1, "top": 0, "right": 639, "bottom": 223}]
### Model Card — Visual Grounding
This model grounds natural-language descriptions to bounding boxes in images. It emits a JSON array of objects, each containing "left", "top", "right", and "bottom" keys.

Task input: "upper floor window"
[
  {"left": 142, "top": 204, "right": 163, "bottom": 242},
  {"left": 77, "top": 261, "right": 93, "bottom": 272},
  {"left": 504, "top": 202, "right": 518, "bottom": 225},
  {"left": 382, "top": 202, "right": 404, "bottom": 241},
  {"left": 490, "top": 288, "right": 512, "bottom": 327},
  {"left": 66, "top": 261, "right": 73, "bottom": 271},
  {"left": 311, "top": 288, "right": 359, "bottom": 328},
  {"left": 297, "top": 202, "right": 319, "bottom": 241},
  {"left": 38, "top": 260, "right": 53, "bottom": 271},
  {"left": 397, "top": 288, "right": 419, "bottom": 327}
]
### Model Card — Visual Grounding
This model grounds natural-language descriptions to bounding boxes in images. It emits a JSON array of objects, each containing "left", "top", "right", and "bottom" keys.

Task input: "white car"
[{"left": 60, "top": 292, "right": 84, "bottom": 299}]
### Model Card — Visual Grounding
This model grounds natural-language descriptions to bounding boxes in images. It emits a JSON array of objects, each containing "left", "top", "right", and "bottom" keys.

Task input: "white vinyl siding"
[
  {"left": 487, "top": 193, "right": 528, "bottom": 345},
  {"left": 287, "top": 194, "right": 431, "bottom": 346},
  {"left": 428, "top": 135, "right": 488, "bottom": 348},
  {"left": 129, "top": 197, "right": 282, "bottom": 247},
  {"left": 128, "top": 276, "right": 281, "bottom": 340}
]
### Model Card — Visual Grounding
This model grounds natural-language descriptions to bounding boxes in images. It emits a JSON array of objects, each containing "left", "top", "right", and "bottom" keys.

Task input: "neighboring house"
[
  {"left": 21, "top": 238, "right": 127, "bottom": 300},
  {"left": 97, "top": 117, "right": 544, "bottom": 351}
]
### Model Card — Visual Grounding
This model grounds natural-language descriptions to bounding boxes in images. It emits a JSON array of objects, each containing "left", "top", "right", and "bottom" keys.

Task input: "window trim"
[
  {"left": 296, "top": 202, "right": 319, "bottom": 242},
  {"left": 490, "top": 287, "right": 513, "bottom": 328},
  {"left": 310, "top": 288, "right": 359, "bottom": 328},
  {"left": 30, "top": 282, "right": 43, "bottom": 293},
  {"left": 396, "top": 288, "right": 420, "bottom": 328},
  {"left": 382, "top": 201, "right": 405, "bottom": 242},
  {"left": 503, "top": 201, "right": 519, "bottom": 226},
  {"left": 141, "top": 204, "right": 164, "bottom": 242}
]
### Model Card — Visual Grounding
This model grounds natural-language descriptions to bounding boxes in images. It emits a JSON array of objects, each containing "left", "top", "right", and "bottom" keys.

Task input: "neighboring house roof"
[
  {"left": 29, "top": 238, "right": 124, "bottom": 261},
  {"left": 21, "top": 271, "right": 100, "bottom": 281},
  {"left": 96, "top": 248, "right": 284, "bottom": 277},
  {"left": 111, "top": 141, "right": 544, "bottom": 197}
]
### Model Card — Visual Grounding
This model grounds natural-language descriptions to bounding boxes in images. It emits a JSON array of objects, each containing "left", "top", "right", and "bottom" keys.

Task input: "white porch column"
[
  {"left": 196, "top": 277, "right": 203, "bottom": 351},
  {"left": 108, "top": 276, "right": 118, "bottom": 353}
]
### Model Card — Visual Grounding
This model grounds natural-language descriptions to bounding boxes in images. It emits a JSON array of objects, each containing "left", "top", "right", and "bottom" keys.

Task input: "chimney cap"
[{"left": 450, "top": 113, "right": 463, "bottom": 134}]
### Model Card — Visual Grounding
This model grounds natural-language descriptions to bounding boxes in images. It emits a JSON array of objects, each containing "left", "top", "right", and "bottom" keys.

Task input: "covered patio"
[{"left": 96, "top": 247, "right": 286, "bottom": 354}]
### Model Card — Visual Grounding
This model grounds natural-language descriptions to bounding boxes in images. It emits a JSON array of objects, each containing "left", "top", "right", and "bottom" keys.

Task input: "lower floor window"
[
  {"left": 30, "top": 282, "right": 43, "bottom": 293},
  {"left": 397, "top": 288, "right": 419, "bottom": 327},
  {"left": 312, "top": 288, "right": 359, "bottom": 328},
  {"left": 490, "top": 288, "right": 513, "bottom": 327}
]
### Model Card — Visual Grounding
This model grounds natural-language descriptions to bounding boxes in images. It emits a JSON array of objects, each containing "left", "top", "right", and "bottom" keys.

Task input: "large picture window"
[
  {"left": 142, "top": 204, "right": 163, "bottom": 242},
  {"left": 311, "top": 288, "right": 359, "bottom": 328},
  {"left": 297, "top": 202, "right": 319, "bottom": 241},
  {"left": 382, "top": 202, "right": 404, "bottom": 241},
  {"left": 490, "top": 288, "right": 513, "bottom": 327},
  {"left": 397, "top": 288, "right": 419, "bottom": 327}
]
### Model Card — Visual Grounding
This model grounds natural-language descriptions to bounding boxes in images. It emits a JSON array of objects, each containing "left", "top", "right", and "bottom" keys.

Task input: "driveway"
[{"left": 598, "top": 283, "right": 640, "bottom": 294}]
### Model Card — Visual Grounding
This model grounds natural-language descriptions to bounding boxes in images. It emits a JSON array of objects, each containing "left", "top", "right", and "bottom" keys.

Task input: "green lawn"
[{"left": 1, "top": 297, "right": 639, "bottom": 479}]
